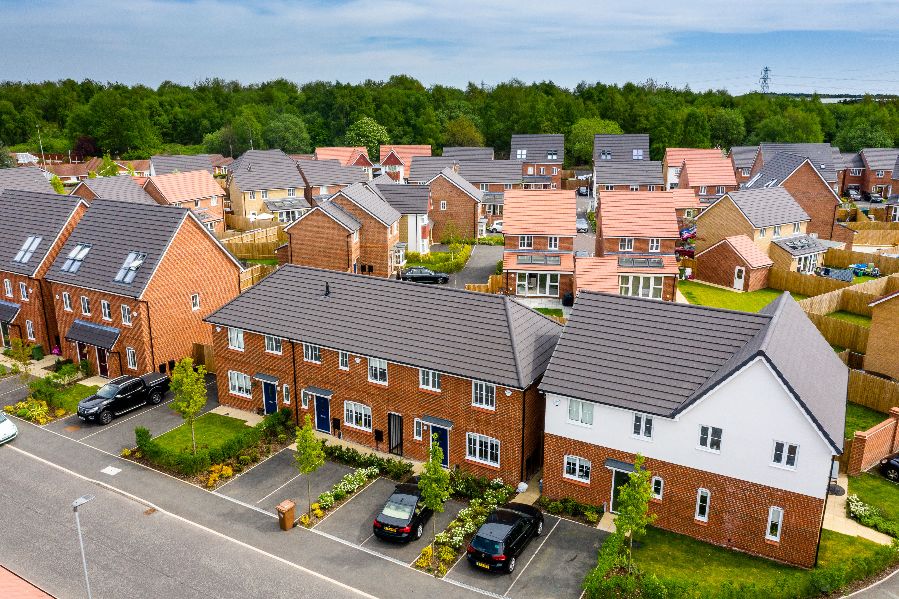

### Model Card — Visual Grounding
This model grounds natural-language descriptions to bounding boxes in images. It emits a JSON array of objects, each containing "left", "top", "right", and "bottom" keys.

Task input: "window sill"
[
  {"left": 694, "top": 519, "right": 708, "bottom": 526},
  {"left": 266, "top": 351, "right": 283, "bottom": 356},
  {"left": 367, "top": 379, "right": 388, "bottom": 388},
  {"left": 465, "top": 458, "right": 500, "bottom": 470},
  {"left": 303, "top": 360, "right": 321, "bottom": 365},
  {"left": 229, "top": 392, "right": 252, "bottom": 399},
  {"left": 696, "top": 447, "right": 721, "bottom": 454},
  {"left": 561, "top": 475, "right": 591, "bottom": 487},
  {"left": 631, "top": 435, "right": 653, "bottom": 442},
  {"left": 650, "top": 497, "right": 662, "bottom": 504},
  {"left": 228, "top": 347, "right": 244, "bottom": 352},
  {"left": 769, "top": 463, "right": 797, "bottom": 472},
  {"left": 567, "top": 420, "right": 593, "bottom": 429},
  {"left": 471, "top": 404, "right": 496, "bottom": 414},
  {"left": 764, "top": 538, "right": 780, "bottom": 546},
  {"left": 419, "top": 388, "right": 442, "bottom": 395}
]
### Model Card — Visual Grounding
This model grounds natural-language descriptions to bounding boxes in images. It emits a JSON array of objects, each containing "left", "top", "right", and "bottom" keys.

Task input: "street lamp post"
[{"left": 72, "top": 495, "right": 95, "bottom": 599}]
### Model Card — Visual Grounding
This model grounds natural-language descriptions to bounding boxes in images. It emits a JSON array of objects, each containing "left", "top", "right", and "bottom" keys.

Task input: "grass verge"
[
  {"left": 846, "top": 402, "right": 887, "bottom": 438},
  {"left": 54, "top": 383, "right": 100, "bottom": 413},
  {"left": 828, "top": 310, "right": 872, "bottom": 328},
  {"left": 678, "top": 280, "right": 807, "bottom": 312},
  {"left": 849, "top": 472, "right": 899, "bottom": 522},
  {"left": 153, "top": 412, "right": 249, "bottom": 454}
]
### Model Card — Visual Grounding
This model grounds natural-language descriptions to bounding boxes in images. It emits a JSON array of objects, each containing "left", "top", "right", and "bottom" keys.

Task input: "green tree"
[
  {"left": 615, "top": 454, "right": 657, "bottom": 571},
  {"left": 442, "top": 115, "right": 484, "bottom": 148},
  {"left": 681, "top": 108, "right": 711, "bottom": 148},
  {"left": 344, "top": 117, "right": 390, "bottom": 160},
  {"left": 0, "top": 143, "right": 14, "bottom": 168},
  {"left": 418, "top": 434, "right": 451, "bottom": 547},
  {"left": 87, "top": 170, "right": 97, "bottom": 179},
  {"left": 169, "top": 358, "right": 208, "bottom": 454},
  {"left": 264, "top": 113, "right": 311, "bottom": 153},
  {"left": 709, "top": 108, "right": 745, "bottom": 149},
  {"left": 568, "top": 117, "right": 622, "bottom": 165},
  {"left": 50, "top": 174, "right": 65, "bottom": 194},
  {"left": 294, "top": 414, "right": 325, "bottom": 516},
  {"left": 97, "top": 153, "right": 119, "bottom": 177},
  {"left": 835, "top": 122, "right": 894, "bottom": 153}
]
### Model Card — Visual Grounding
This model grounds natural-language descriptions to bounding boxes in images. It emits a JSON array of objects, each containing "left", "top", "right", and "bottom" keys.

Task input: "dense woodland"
[{"left": 1, "top": 76, "right": 898, "bottom": 166}]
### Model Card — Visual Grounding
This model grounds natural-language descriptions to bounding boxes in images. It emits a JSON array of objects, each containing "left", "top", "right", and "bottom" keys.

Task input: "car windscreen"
[
  {"left": 96, "top": 384, "right": 120, "bottom": 398},
  {"left": 0, "top": 412, "right": 6, "bottom": 423},
  {"left": 471, "top": 535, "right": 503, "bottom": 555},
  {"left": 380, "top": 499, "right": 414, "bottom": 521}
]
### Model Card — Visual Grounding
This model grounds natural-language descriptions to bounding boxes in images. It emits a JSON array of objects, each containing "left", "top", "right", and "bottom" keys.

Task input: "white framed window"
[
  {"left": 651, "top": 476, "right": 664, "bottom": 500},
  {"left": 698, "top": 425, "right": 722, "bottom": 452},
  {"left": 472, "top": 381, "right": 496, "bottom": 410},
  {"left": 19, "top": 282, "right": 28, "bottom": 301},
  {"left": 771, "top": 441, "right": 798, "bottom": 469},
  {"left": 440, "top": 200, "right": 447, "bottom": 210},
  {"left": 504, "top": 184, "right": 512, "bottom": 191},
  {"left": 211, "top": 196, "right": 218, "bottom": 206},
  {"left": 633, "top": 413, "right": 653, "bottom": 439},
  {"left": 101, "top": 300, "right": 111, "bottom": 320},
  {"left": 287, "top": 187, "right": 295, "bottom": 197},
  {"left": 25, "top": 320, "right": 34, "bottom": 340},
  {"left": 516, "top": 149, "right": 526, "bottom": 160},
  {"left": 773, "top": 225, "right": 781, "bottom": 238},
  {"left": 793, "top": 222, "right": 801, "bottom": 234},
  {"left": 568, "top": 398, "right": 593, "bottom": 426},
  {"left": 515, "top": 272, "right": 560, "bottom": 297},
  {"left": 339, "top": 351, "right": 349, "bottom": 370},
  {"left": 121, "top": 304, "right": 132, "bottom": 325},
  {"left": 539, "top": 167, "right": 546, "bottom": 175},
  {"left": 564, "top": 455, "right": 591, "bottom": 482},
  {"left": 604, "top": 184, "right": 614, "bottom": 191},
  {"left": 303, "top": 343, "right": 321, "bottom": 363},
  {"left": 227, "top": 327, "right": 244, "bottom": 351},
  {"left": 758, "top": 227, "right": 766, "bottom": 238},
  {"left": 699, "top": 186, "right": 708, "bottom": 195},
  {"left": 766, "top": 507, "right": 784, "bottom": 541},
  {"left": 716, "top": 186, "right": 725, "bottom": 195},
  {"left": 301, "top": 390, "right": 312, "bottom": 408},
  {"left": 741, "top": 167, "right": 751, "bottom": 177},
  {"left": 80, "top": 296, "right": 90, "bottom": 315},
  {"left": 62, "top": 292, "right": 72, "bottom": 311},
  {"left": 193, "top": 199, "right": 200, "bottom": 209},
  {"left": 600, "top": 150, "right": 611, "bottom": 160},
  {"left": 480, "top": 183, "right": 489, "bottom": 192},
  {"left": 552, "top": 167, "right": 559, "bottom": 175},
  {"left": 248, "top": 191, "right": 256, "bottom": 200},
  {"left": 126, "top": 347, "right": 137, "bottom": 370},
  {"left": 684, "top": 209, "right": 695, "bottom": 218},
  {"left": 344, "top": 401, "right": 372, "bottom": 431},
  {"left": 228, "top": 371, "right": 252, "bottom": 397},
  {"left": 261, "top": 189, "right": 269, "bottom": 199},
  {"left": 648, "top": 185, "right": 658, "bottom": 191},
  {"left": 414, "top": 418, "right": 423, "bottom": 440},
  {"left": 648, "top": 238, "right": 660, "bottom": 252},
  {"left": 319, "top": 186, "right": 329, "bottom": 195},
  {"left": 419, "top": 369, "right": 441, "bottom": 391},
  {"left": 283, "top": 384, "right": 291, "bottom": 405},
  {"left": 850, "top": 168, "right": 862, "bottom": 177},
  {"left": 695, "top": 488, "right": 710, "bottom": 522},
  {"left": 633, "top": 149, "right": 643, "bottom": 160},
  {"left": 265, "top": 335, "right": 283, "bottom": 355},
  {"left": 619, "top": 238, "right": 634, "bottom": 252},
  {"left": 876, "top": 170, "right": 885, "bottom": 178},
  {"left": 368, "top": 357, "right": 388, "bottom": 384},
  {"left": 548, "top": 236, "right": 559, "bottom": 250},
  {"left": 619, "top": 274, "right": 664, "bottom": 299},
  {"left": 526, "top": 166, "right": 534, "bottom": 175},
  {"left": 519, "top": 235, "right": 533, "bottom": 249},
  {"left": 629, "top": 185, "right": 639, "bottom": 192},
  {"left": 466, "top": 432, "right": 500, "bottom": 466},
  {"left": 191, "top": 293, "right": 200, "bottom": 310},
  {"left": 3, "top": 279, "right": 11, "bottom": 297}
]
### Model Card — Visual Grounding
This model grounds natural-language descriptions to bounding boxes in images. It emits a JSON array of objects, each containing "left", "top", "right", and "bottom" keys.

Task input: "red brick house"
[
  {"left": 510, "top": 134, "right": 564, "bottom": 190},
  {"left": 205, "top": 265, "right": 562, "bottom": 483},
  {"left": 595, "top": 191, "right": 680, "bottom": 257},
  {"left": 44, "top": 200, "right": 243, "bottom": 378},
  {"left": 662, "top": 148, "right": 724, "bottom": 190},
  {"left": 729, "top": 146, "right": 758, "bottom": 186},
  {"left": 143, "top": 170, "right": 226, "bottom": 235},
  {"left": 502, "top": 190, "right": 577, "bottom": 299},
  {"left": 408, "top": 157, "right": 524, "bottom": 195},
  {"left": 677, "top": 152, "right": 738, "bottom": 204},
  {"left": 574, "top": 255, "right": 679, "bottom": 301},
  {"left": 840, "top": 152, "right": 864, "bottom": 197},
  {"left": 427, "top": 167, "right": 483, "bottom": 241},
  {"left": 0, "top": 190, "right": 87, "bottom": 352},
  {"left": 379, "top": 145, "right": 432, "bottom": 182},
  {"left": 750, "top": 143, "right": 840, "bottom": 195},
  {"left": 313, "top": 147, "right": 374, "bottom": 174},
  {"left": 278, "top": 200, "right": 361, "bottom": 272},
  {"left": 695, "top": 235, "right": 774, "bottom": 292},
  {"left": 860, "top": 148, "right": 899, "bottom": 200}
]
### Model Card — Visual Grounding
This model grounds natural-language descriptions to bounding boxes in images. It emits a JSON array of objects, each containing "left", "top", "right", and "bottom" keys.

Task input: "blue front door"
[
  {"left": 315, "top": 395, "right": 330, "bottom": 433},
  {"left": 431, "top": 426, "right": 449, "bottom": 468},
  {"left": 262, "top": 382, "right": 277, "bottom": 414}
]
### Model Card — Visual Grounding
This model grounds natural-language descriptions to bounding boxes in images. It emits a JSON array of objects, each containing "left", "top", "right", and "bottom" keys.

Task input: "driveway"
[
  {"left": 0, "top": 374, "right": 30, "bottom": 408},
  {"left": 449, "top": 245, "right": 504, "bottom": 289}
]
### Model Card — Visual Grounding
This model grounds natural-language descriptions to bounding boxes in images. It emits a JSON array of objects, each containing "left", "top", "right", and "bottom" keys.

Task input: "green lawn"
[
  {"left": 678, "top": 280, "right": 808, "bottom": 313},
  {"left": 854, "top": 275, "right": 877, "bottom": 285},
  {"left": 846, "top": 402, "right": 887, "bottom": 437},
  {"left": 849, "top": 473, "right": 899, "bottom": 522},
  {"left": 55, "top": 384, "right": 100, "bottom": 413},
  {"left": 153, "top": 413, "right": 249, "bottom": 453},
  {"left": 535, "top": 307, "right": 564, "bottom": 317},
  {"left": 828, "top": 310, "right": 872, "bottom": 327},
  {"left": 244, "top": 258, "right": 278, "bottom": 266}
]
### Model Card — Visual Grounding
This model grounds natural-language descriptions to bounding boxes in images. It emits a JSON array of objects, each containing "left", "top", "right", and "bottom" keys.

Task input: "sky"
[{"left": 2, "top": 0, "right": 899, "bottom": 94}]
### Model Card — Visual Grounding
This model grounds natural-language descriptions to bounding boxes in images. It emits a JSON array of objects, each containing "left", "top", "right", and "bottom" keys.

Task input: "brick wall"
[
  {"left": 862, "top": 169, "right": 893, "bottom": 196},
  {"left": 429, "top": 175, "right": 479, "bottom": 241},
  {"left": 330, "top": 194, "right": 396, "bottom": 277},
  {"left": 70, "top": 185, "right": 97, "bottom": 202},
  {"left": 865, "top": 298, "right": 899, "bottom": 380},
  {"left": 847, "top": 408, "right": 899, "bottom": 475},
  {"left": 597, "top": 236, "right": 677, "bottom": 257},
  {"left": 284, "top": 210, "right": 356, "bottom": 272},
  {"left": 543, "top": 433, "right": 825, "bottom": 568},
  {"left": 696, "top": 242, "right": 770, "bottom": 292},
  {"left": 503, "top": 272, "right": 574, "bottom": 299},
  {"left": 504, "top": 235, "right": 575, "bottom": 252},
  {"left": 522, "top": 162, "right": 562, "bottom": 189},
  {"left": 782, "top": 163, "right": 842, "bottom": 241},
  {"left": 695, "top": 198, "right": 754, "bottom": 254}
]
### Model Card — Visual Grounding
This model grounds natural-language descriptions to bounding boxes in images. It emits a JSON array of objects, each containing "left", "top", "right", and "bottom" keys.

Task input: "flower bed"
[
  {"left": 299, "top": 466, "right": 381, "bottom": 527},
  {"left": 322, "top": 442, "right": 413, "bottom": 481},
  {"left": 3, "top": 365, "right": 97, "bottom": 424},
  {"left": 847, "top": 493, "right": 899, "bottom": 538},
  {"left": 536, "top": 495, "right": 603, "bottom": 526}
]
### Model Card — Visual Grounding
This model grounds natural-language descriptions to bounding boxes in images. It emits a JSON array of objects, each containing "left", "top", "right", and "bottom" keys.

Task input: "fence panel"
[
  {"left": 824, "top": 248, "right": 899, "bottom": 275},
  {"left": 239, "top": 263, "right": 277, "bottom": 291},
  {"left": 804, "top": 313, "right": 869, "bottom": 352},
  {"left": 767, "top": 269, "right": 850, "bottom": 297},
  {"left": 846, "top": 221, "right": 899, "bottom": 231},
  {"left": 464, "top": 274, "right": 505, "bottom": 294},
  {"left": 847, "top": 370, "right": 899, "bottom": 413},
  {"left": 191, "top": 343, "right": 216, "bottom": 373},
  {"left": 225, "top": 214, "right": 284, "bottom": 232}
]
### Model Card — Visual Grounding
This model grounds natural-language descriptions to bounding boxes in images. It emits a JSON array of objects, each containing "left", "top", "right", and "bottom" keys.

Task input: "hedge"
[
  {"left": 406, "top": 244, "right": 473, "bottom": 273},
  {"left": 322, "top": 442, "right": 413, "bottom": 481}
]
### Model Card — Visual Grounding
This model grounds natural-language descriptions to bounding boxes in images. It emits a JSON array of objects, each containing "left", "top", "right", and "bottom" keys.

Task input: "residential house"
[
  {"left": 662, "top": 148, "right": 724, "bottom": 190},
  {"left": 0, "top": 166, "right": 54, "bottom": 194},
  {"left": 227, "top": 149, "right": 306, "bottom": 221},
  {"left": 297, "top": 159, "right": 369, "bottom": 200},
  {"left": 502, "top": 190, "right": 576, "bottom": 300},
  {"left": 574, "top": 254, "right": 680, "bottom": 301},
  {"left": 407, "top": 157, "right": 458, "bottom": 184},
  {"left": 313, "top": 147, "right": 374, "bottom": 175},
  {"left": 45, "top": 200, "right": 243, "bottom": 378},
  {"left": 47, "top": 157, "right": 150, "bottom": 182},
  {"left": 593, "top": 133, "right": 650, "bottom": 164},
  {"left": 481, "top": 192, "right": 504, "bottom": 229},
  {"left": 278, "top": 200, "right": 361, "bottom": 272},
  {"left": 540, "top": 291, "right": 846, "bottom": 568},
  {"left": 408, "top": 157, "right": 524, "bottom": 193},
  {"left": 510, "top": 134, "right": 564, "bottom": 190},
  {"left": 442, "top": 147, "right": 494, "bottom": 160},
  {"left": 205, "top": 265, "right": 562, "bottom": 483},
  {"left": 860, "top": 148, "right": 899, "bottom": 200},
  {"left": 376, "top": 183, "right": 431, "bottom": 254},
  {"left": 70, "top": 176, "right": 157, "bottom": 205},
  {"left": 593, "top": 134, "right": 653, "bottom": 200},
  {"left": 866, "top": 290, "right": 899, "bottom": 381},
  {"left": 150, "top": 154, "right": 230, "bottom": 177},
  {"left": 750, "top": 143, "right": 841, "bottom": 194},
  {"left": 143, "top": 170, "right": 226, "bottom": 235},
  {"left": 695, "top": 235, "right": 774, "bottom": 292},
  {"left": 728, "top": 146, "right": 758, "bottom": 186},
  {"left": 840, "top": 152, "right": 864, "bottom": 197},
  {"left": 671, "top": 188, "right": 704, "bottom": 226},
  {"left": 379, "top": 145, "right": 432, "bottom": 182},
  {"left": 677, "top": 152, "right": 738, "bottom": 203},
  {"left": 427, "top": 167, "right": 483, "bottom": 242},
  {"left": 0, "top": 190, "right": 87, "bottom": 352}
]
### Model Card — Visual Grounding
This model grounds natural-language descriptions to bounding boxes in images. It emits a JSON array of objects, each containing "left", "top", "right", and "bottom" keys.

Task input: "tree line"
[{"left": 1, "top": 76, "right": 897, "bottom": 166}]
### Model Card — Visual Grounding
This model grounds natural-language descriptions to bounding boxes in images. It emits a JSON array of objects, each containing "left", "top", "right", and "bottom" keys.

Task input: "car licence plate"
[
  {"left": 384, "top": 526, "right": 397, "bottom": 533},
  {"left": 477, "top": 562, "right": 490, "bottom": 569}
]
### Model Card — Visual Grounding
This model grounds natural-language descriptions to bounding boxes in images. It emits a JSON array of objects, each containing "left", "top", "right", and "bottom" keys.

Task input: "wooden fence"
[
  {"left": 192, "top": 343, "right": 216, "bottom": 374},
  {"left": 219, "top": 226, "right": 285, "bottom": 244},
  {"left": 804, "top": 312, "right": 870, "bottom": 353},
  {"left": 239, "top": 263, "right": 278, "bottom": 291},
  {"left": 824, "top": 248, "right": 899, "bottom": 275},
  {"left": 846, "top": 221, "right": 899, "bottom": 231},
  {"left": 852, "top": 229, "right": 899, "bottom": 247},
  {"left": 224, "top": 214, "right": 284, "bottom": 232},
  {"left": 767, "top": 269, "right": 850, "bottom": 297},
  {"left": 848, "top": 369, "right": 899, "bottom": 413},
  {"left": 465, "top": 274, "right": 505, "bottom": 294}
]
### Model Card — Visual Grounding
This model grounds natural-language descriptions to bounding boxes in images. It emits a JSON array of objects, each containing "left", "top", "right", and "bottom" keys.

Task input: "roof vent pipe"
[{"left": 324, "top": 282, "right": 330, "bottom": 297}]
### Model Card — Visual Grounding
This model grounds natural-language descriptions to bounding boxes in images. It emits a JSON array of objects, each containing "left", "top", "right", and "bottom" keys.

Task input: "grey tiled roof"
[
  {"left": 335, "top": 183, "right": 401, "bottom": 225},
  {"left": 205, "top": 265, "right": 563, "bottom": 389},
  {"left": 772, "top": 235, "right": 827, "bottom": 257},
  {"left": 0, "top": 167, "right": 54, "bottom": 194},
  {"left": 298, "top": 159, "right": 368, "bottom": 187},
  {"left": 45, "top": 200, "right": 189, "bottom": 298},
  {"left": 510, "top": 134, "right": 564, "bottom": 163},
  {"left": 725, "top": 187, "right": 809, "bottom": 228},
  {"left": 594, "top": 161, "right": 663, "bottom": 185},
  {"left": 841, "top": 152, "right": 864, "bottom": 169},
  {"left": 433, "top": 167, "right": 484, "bottom": 201},
  {"left": 593, "top": 134, "right": 650, "bottom": 163},
  {"left": 229, "top": 149, "right": 304, "bottom": 191},
  {"left": 861, "top": 148, "right": 899, "bottom": 172},
  {"left": 408, "top": 157, "right": 456, "bottom": 183},
  {"left": 76, "top": 176, "right": 157, "bottom": 205},
  {"left": 744, "top": 152, "right": 808, "bottom": 189},
  {"left": 65, "top": 319, "right": 120, "bottom": 350},
  {"left": 318, "top": 200, "right": 361, "bottom": 232},
  {"left": 150, "top": 154, "right": 216, "bottom": 175},
  {"left": 443, "top": 147, "right": 494, "bottom": 160},
  {"left": 758, "top": 143, "right": 837, "bottom": 183},
  {"left": 371, "top": 173, "right": 396, "bottom": 186},
  {"left": 375, "top": 183, "right": 430, "bottom": 215},
  {"left": 0, "top": 190, "right": 85, "bottom": 277},
  {"left": 729, "top": 146, "right": 758, "bottom": 169},
  {"left": 540, "top": 292, "right": 845, "bottom": 452},
  {"left": 459, "top": 160, "right": 523, "bottom": 185}
]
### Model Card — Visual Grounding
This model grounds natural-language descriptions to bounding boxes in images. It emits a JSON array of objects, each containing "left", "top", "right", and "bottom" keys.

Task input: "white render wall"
[
  {"left": 404, "top": 213, "right": 430, "bottom": 254},
  {"left": 544, "top": 357, "right": 835, "bottom": 499}
]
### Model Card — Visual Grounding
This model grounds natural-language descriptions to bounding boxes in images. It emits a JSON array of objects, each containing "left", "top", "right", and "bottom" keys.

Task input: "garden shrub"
[
  {"left": 133, "top": 422, "right": 264, "bottom": 477},
  {"left": 323, "top": 442, "right": 413, "bottom": 480},
  {"left": 847, "top": 494, "right": 899, "bottom": 538},
  {"left": 537, "top": 495, "right": 603, "bottom": 520},
  {"left": 5, "top": 399, "right": 51, "bottom": 424},
  {"left": 449, "top": 470, "right": 506, "bottom": 500}
]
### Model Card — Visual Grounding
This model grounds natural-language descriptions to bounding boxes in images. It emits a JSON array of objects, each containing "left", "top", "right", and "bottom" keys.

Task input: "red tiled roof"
[
  {"left": 680, "top": 153, "right": 737, "bottom": 187},
  {"left": 379, "top": 145, "right": 431, "bottom": 166},
  {"left": 664, "top": 148, "right": 723, "bottom": 168},
  {"left": 147, "top": 169, "right": 223, "bottom": 204},
  {"left": 599, "top": 191, "right": 679, "bottom": 238},
  {"left": 503, "top": 252, "right": 575, "bottom": 272},
  {"left": 699, "top": 235, "right": 773, "bottom": 269},
  {"left": 315, "top": 147, "right": 372, "bottom": 167},
  {"left": 670, "top": 188, "right": 702, "bottom": 209},
  {"left": 125, "top": 159, "right": 151, "bottom": 172},
  {"left": 45, "top": 163, "right": 89, "bottom": 178},
  {"left": 575, "top": 255, "right": 679, "bottom": 293},
  {"left": 0, "top": 566, "right": 53, "bottom": 598},
  {"left": 503, "top": 190, "right": 577, "bottom": 236}
]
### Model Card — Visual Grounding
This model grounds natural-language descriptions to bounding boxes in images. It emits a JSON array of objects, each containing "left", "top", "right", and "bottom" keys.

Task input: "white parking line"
[
  {"left": 79, "top": 398, "right": 174, "bottom": 439},
  {"left": 216, "top": 446, "right": 290, "bottom": 492},
  {"left": 256, "top": 472, "right": 302, "bottom": 504},
  {"left": 504, "top": 517, "right": 561, "bottom": 597},
  {"left": 0, "top": 383, "right": 26, "bottom": 397}
]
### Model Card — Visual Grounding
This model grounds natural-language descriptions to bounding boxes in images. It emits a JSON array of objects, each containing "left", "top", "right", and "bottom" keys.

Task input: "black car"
[
  {"left": 372, "top": 483, "right": 433, "bottom": 542},
  {"left": 577, "top": 186, "right": 589, "bottom": 196},
  {"left": 77, "top": 373, "right": 170, "bottom": 425},
  {"left": 879, "top": 454, "right": 899, "bottom": 481},
  {"left": 466, "top": 502, "right": 544, "bottom": 573},
  {"left": 400, "top": 267, "right": 449, "bottom": 284}
]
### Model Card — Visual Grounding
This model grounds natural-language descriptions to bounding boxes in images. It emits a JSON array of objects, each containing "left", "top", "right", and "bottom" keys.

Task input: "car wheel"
[
  {"left": 536, "top": 520, "right": 543, "bottom": 536},
  {"left": 99, "top": 410, "right": 113, "bottom": 425},
  {"left": 149, "top": 391, "right": 163, "bottom": 405},
  {"left": 888, "top": 468, "right": 899, "bottom": 481},
  {"left": 507, "top": 557, "right": 516, "bottom": 574},
  {"left": 416, "top": 523, "right": 423, "bottom": 540}
]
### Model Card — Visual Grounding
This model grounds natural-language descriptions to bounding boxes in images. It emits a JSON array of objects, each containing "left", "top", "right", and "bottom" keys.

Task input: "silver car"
[{"left": 0, "top": 412, "right": 18, "bottom": 445}]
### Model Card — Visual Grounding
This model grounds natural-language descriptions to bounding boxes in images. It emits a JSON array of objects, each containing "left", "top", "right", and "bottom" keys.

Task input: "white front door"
[{"left": 733, "top": 267, "right": 745, "bottom": 291}]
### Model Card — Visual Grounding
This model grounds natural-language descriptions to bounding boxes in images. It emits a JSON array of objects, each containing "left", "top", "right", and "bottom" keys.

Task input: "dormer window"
[
  {"left": 633, "top": 149, "right": 644, "bottom": 160},
  {"left": 114, "top": 251, "right": 147, "bottom": 284},
  {"left": 516, "top": 149, "right": 527, "bottom": 160},
  {"left": 62, "top": 243, "right": 91, "bottom": 273},
  {"left": 13, "top": 236, "right": 42, "bottom": 264},
  {"left": 601, "top": 150, "right": 611, "bottom": 160},
  {"left": 546, "top": 150, "right": 557, "bottom": 160}
]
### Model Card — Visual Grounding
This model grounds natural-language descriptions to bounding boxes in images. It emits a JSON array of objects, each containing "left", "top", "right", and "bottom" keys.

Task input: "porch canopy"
[
  {"left": 65, "top": 319, "right": 120, "bottom": 350},
  {"left": 0, "top": 300, "right": 20, "bottom": 323}
]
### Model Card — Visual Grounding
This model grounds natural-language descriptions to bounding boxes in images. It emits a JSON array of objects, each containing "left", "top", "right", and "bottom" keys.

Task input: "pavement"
[{"left": 823, "top": 474, "right": 893, "bottom": 546}]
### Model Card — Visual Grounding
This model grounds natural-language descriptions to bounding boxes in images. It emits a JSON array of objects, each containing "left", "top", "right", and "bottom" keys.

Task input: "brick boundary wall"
[{"left": 848, "top": 407, "right": 899, "bottom": 475}]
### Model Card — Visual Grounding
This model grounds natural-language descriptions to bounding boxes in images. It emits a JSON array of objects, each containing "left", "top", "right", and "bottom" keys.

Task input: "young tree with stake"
[
  {"left": 418, "top": 434, "right": 451, "bottom": 550},
  {"left": 169, "top": 358, "right": 207, "bottom": 454},
  {"left": 294, "top": 414, "right": 325, "bottom": 516},
  {"left": 615, "top": 454, "right": 657, "bottom": 572}
]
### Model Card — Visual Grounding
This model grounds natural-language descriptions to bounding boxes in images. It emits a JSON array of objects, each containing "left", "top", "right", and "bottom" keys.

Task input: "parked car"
[
  {"left": 865, "top": 191, "right": 885, "bottom": 203},
  {"left": 846, "top": 189, "right": 861, "bottom": 202},
  {"left": 400, "top": 267, "right": 450, "bottom": 284},
  {"left": 879, "top": 454, "right": 899, "bottom": 481},
  {"left": 577, "top": 186, "right": 589, "bottom": 196},
  {"left": 0, "top": 412, "right": 18, "bottom": 444},
  {"left": 466, "top": 503, "right": 544, "bottom": 573},
  {"left": 77, "top": 373, "right": 170, "bottom": 425},
  {"left": 675, "top": 247, "right": 695, "bottom": 259},
  {"left": 372, "top": 483, "right": 433, "bottom": 542},
  {"left": 575, "top": 217, "right": 590, "bottom": 233},
  {"left": 487, "top": 220, "right": 503, "bottom": 234}
]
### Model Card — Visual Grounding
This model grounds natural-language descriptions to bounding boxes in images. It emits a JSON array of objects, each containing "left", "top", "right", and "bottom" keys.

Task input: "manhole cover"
[{"left": 64, "top": 425, "right": 81, "bottom": 432}]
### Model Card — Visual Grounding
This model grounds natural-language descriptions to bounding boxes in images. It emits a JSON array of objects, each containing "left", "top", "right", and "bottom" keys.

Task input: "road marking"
[
  {"left": 4, "top": 444, "right": 378, "bottom": 599},
  {"left": 79, "top": 398, "right": 174, "bottom": 440},
  {"left": 256, "top": 472, "right": 302, "bottom": 504},
  {"left": 101, "top": 465, "right": 121, "bottom": 476},
  {"left": 504, "top": 517, "right": 561, "bottom": 597},
  {"left": 0, "top": 383, "right": 26, "bottom": 398},
  {"left": 843, "top": 563, "right": 899, "bottom": 596}
]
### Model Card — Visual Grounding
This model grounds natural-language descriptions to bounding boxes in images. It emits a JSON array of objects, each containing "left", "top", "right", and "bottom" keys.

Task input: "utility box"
[{"left": 276, "top": 500, "right": 296, "bottom": 531}]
